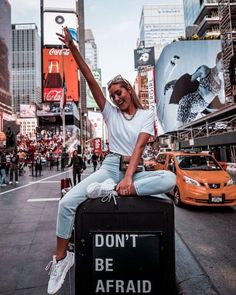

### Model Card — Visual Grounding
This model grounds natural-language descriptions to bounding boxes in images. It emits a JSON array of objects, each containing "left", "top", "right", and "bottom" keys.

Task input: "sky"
[{"left": 10, "top": 0, "right": 182, "bottom": 86}]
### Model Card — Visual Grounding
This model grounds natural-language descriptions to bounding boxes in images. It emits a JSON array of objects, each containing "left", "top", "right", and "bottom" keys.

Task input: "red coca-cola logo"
[
  {"left": 44, "top": 88, "right": 63, "bottom": 101},
  {"left": 49, "top": 48, "right": 70, "bottom": 56}
]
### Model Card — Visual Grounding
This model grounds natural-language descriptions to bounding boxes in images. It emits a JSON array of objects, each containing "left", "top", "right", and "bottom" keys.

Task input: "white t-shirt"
[{"left": 102, "top": 100, "right": 154, "bottom": 156}]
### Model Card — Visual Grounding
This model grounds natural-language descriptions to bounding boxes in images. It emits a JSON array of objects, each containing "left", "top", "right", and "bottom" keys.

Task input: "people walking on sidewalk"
[
  {"left": 91, "top": 152, "right": 98, "bottom": 171},
  {"left": 67, "top": 150, "right": 85, "bottom": 186},
  {"left": 34, "top": 153, "right": 42, "bottom": 177},
  {"left": 9, "top": 150, "right": 19, "bottom": 184},
  {"left": 45, "top": 27, "right": 176, "bottom": 295},
  {"left": 0, "top": 151, "right": 7, "bottom": 186}
]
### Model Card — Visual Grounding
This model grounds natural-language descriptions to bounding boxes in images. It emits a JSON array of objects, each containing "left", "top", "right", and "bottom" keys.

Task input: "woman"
[
  {"left": 46, "top": 27, "right": 176, "bottom": 295},
  {"left": 176, "top": 52, "right": 224, "bottom": 125},
  {"left": 67, "top": 150, "right": 84, "bottom": 186}
]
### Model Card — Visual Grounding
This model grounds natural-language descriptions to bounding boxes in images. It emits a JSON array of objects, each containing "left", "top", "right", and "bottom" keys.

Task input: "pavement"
[{"left": 0, "top": 163, "right": 219, "bottom": 295}]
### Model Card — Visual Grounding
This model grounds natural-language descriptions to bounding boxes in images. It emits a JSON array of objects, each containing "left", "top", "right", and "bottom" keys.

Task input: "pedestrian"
[
  {"left": 5, "top": 151, "right": 11, "bottom": 176},
  {"left": 60, "top": 148, "right": 68, "bottom": 171},
  {"left": 86, "top": 153, "right": 91, "bottom": 165},
  {"left": 91, "top": 152, "right": 98, "bottom": 171},
  {"left": 9, "top": 150, "right": 19, "bottom": 184},
  {"left": 0, "top": 151, "right": 7, "bottom": 186},
  {"left": 67, "top": 150, "right": 84, "bottom": 186},
  {"left": 35, "top": 153, "right": 42, "bottom": 177},
  {"left": 46, "top": 27, "right": 176, "bottom": 295}
]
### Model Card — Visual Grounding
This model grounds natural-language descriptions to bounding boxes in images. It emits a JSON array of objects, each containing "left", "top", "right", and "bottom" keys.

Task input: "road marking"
[
  {"left": 30, "top": 180, "right": 61, "bottom": 184},
  {"left": 0, "top": 170, "right": 72, "bottom": 196},
  {"left": 27, "top": 198, "right": 60, "bottom": 202}
]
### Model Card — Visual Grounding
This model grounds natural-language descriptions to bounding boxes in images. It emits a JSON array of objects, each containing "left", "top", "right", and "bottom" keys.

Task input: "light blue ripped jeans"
[{"left": 57, "top": 154, "right": 176, "bottom": 239}]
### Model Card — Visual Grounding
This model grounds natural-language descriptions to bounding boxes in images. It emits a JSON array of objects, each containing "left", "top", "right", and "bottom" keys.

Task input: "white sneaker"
[
  {"left": 46, "top": 251, "right": 74, "bottom": 294},
  {"left": 15, "top": 181, "right": 19, "bottom": 184},
  {"left": 1, "top": 183, "right": 7, "bottom": 186},
  {"left": 87, "top": 178, "right": 117, "bottom": 204},
  {"left": 9, "top": 181, "right": 12, "bottom": 184}
]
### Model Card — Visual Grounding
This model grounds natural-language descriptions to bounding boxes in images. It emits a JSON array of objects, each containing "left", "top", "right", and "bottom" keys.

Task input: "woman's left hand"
[{"left": 116, "top": 177, "right": 133, "bottom": 196}]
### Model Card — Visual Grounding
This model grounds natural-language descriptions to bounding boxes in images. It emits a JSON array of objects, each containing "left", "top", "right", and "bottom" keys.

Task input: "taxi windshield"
[{"left": 176, "top": 155, "right": 222, "bottom": 171}]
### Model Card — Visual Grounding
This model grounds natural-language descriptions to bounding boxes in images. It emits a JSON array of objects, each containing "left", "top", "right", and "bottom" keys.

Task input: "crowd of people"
[{"left": 0, "top": 128, "right": 108, "bottom": 187}]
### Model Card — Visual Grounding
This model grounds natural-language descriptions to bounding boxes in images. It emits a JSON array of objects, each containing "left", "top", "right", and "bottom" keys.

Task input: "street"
[
  {"left": 175, "top": 204, "right": 236, "bottom": 295},
  {"left": 0, "top": 163, "right": 235, "bottom": 294}
]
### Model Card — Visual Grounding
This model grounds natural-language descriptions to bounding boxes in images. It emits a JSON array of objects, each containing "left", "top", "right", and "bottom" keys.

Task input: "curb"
[{"left": 175, "top": 232, "right": 219, "bottom": 295}]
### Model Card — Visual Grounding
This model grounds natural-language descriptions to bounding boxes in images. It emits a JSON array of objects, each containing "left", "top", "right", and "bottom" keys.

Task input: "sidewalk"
[{"left": 0, "top": 164, "right": 217, "bottom": 294}]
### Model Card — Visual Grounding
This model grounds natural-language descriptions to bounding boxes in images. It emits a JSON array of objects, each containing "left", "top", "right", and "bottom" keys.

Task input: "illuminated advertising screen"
[
  {"left": 20, "top": 104, "right": 36, "bottom": 118},
  {"left": 156, "top": 40, "right": 225, "bottom": 134},
  {"left": 37, "top": 102, "right": 73, "bottom": 116},
  {"left": 43, "top": 10, "right": 77, "bottom": 46},
  {"left": 43, "top": 47, "right": 79, "bottom": 103}
]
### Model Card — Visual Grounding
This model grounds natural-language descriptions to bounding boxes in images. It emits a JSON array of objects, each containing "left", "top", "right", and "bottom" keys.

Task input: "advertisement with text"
[{"left": 43, "top": 47, "right": 79, "bottom": 103}]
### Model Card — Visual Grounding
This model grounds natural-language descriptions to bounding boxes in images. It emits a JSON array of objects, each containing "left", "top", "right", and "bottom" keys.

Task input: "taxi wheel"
[{"left": 174, "top": 187, "right": 182, "bottom": 207}]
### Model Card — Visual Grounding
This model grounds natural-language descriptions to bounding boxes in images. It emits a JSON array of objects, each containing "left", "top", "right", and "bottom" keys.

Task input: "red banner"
[{"left": 93, "top": 138, "right": 102, "bottom": 154}]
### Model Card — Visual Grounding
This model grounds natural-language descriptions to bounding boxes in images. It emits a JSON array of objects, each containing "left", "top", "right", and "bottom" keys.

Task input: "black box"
[{"left": 74, "top": 195, "right": 176, "bottom": 294}]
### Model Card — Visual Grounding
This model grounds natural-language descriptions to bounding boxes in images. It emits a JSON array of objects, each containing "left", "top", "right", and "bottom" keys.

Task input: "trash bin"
[{"left": 74, "top": 195, "right": 176, "bottom": 294}]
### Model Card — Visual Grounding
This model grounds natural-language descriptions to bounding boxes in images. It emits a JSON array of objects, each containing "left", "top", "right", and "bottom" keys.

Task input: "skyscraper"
[
  {"left": 183, "top": 0, "right": 220, "bottom": 38},
  {"left": 85, "top": 29, "right": 97, "bottom": 69},
  {"left": 12, "top": 23, "right": 41, "bottom": 113},
  {"left": 139, "top": 4, "right": 185, "bottom": 59},
  {"left": 0, "top": 0, "right": 12, "bottom": 119}
]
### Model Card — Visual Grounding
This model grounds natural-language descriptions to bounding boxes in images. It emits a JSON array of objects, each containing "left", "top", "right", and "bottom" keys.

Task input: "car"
[
  {"left": 144, "top": 157, "right": 158, "bottom": 171},
  {"left": 155, "top": 151, "right": 236, "bottom": 207}
]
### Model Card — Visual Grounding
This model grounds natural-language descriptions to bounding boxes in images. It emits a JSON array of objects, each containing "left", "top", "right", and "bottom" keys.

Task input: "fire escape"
[{"left": 218, "top": 0, "right": 236, "bottom": 103}]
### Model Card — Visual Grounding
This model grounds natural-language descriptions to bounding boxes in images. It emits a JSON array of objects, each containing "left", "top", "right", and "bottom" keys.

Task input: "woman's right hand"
[{"left": 56, "top": 27, "right": 74, "bottom": 48}]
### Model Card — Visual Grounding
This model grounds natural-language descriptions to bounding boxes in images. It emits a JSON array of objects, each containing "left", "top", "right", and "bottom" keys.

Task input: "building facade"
[
  {"left": 12, "top": 23, "right": 41, "bottom": 113},
  {"left": 0, "top": 0, "right": 12, "bottom": 121},
  {"left": 85, "top": 29, "right": 97, "bottom": 69},
  {"left": 183, "top": 0, "right": 220, "bottom": 38},
  {"left": 139, "top": 4, "right": 185, "bottom": 59}
]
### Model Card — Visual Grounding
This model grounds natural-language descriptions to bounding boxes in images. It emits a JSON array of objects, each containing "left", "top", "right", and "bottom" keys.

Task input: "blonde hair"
[{"left": 108, "top": 76, "right": 143, "bottom": 109}]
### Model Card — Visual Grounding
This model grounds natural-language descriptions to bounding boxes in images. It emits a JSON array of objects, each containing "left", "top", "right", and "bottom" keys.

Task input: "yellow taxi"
[{"left": 155, "top": 151, "right": 236, "bottom": 207}]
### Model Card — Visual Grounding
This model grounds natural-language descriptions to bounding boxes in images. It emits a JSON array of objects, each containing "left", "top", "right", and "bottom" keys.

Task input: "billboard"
[
  {"left": 93, "top": 138, "right": 102, "bottom": 154},
  {"left": 37, "top": 102, "right": 73, "bottom": 116},
  {"left": 20, "top": 104, "right": 36, "bottom": 118},
  {"left": 134, "top": 47, "right": 155, "bottom": 71},
  {"left": 88, "top": 111, "right": 103, "bottom": 138},
  {"left": 156, "top": 40, "right": 225, "bottom": 134},
  {"left": 43, "top": 10, "right": 77, "bottom": 46},
  {"left": 86, "top": 69, "right": 102, "bottom": 109},
  {"left": 43, "top": 47, "right": 79, "bottom": 103}
]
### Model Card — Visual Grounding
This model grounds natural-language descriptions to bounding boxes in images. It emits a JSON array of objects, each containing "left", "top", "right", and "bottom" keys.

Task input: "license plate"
[{"left": 210, "top": 196, "right": 223, "bottom": 203}]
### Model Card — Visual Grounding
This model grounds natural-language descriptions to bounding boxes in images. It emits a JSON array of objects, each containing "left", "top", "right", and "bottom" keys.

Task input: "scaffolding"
[{"left": 218, "top": 0, "right": 236, "bottom": 103}]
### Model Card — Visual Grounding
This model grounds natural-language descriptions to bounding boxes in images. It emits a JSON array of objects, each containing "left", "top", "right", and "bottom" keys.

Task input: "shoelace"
[
  {"left": 101, "top": 190, "right": 118, "bottom": 206},
  {"left": 45, "top": 260, "right": 59, "bottom": 278}
]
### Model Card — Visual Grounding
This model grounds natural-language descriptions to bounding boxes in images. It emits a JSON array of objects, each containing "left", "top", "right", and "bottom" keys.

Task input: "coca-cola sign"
[
  {"left": 44, "top": 88, "right": 63, "bottom": 101},
  {"left": 49, "top": 48, "right": 70, "bottom": 56},
  {"left": 43, "top": 47, "right": 79, "bottom": 103}
]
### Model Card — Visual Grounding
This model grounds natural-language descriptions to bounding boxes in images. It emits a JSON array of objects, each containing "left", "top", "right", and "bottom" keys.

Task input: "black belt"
[{"left": 109, "top": 151, "right": 123, "bottom": 157}]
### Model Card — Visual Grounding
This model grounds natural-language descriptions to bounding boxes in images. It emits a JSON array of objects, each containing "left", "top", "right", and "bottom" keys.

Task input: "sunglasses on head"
[{"left": 107, "top": 75, "right": 129, "bottom": 88}]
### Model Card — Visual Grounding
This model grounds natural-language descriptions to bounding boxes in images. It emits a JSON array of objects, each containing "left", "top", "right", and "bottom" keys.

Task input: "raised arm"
[{"left": 57, "top": 27, "right": 106, "bottom": 111}]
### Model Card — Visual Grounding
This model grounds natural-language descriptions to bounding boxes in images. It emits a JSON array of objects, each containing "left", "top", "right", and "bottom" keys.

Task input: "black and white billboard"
[
  {"left": 156, "top": 40, "right": 225, "bottom": 134},
  {"left": 134, "top": 47, "right": 155, "bottom": 70}
]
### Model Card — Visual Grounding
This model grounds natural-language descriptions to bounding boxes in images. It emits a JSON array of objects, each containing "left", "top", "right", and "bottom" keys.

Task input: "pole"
[
  {"left": 77, "top": 0, "right": 86, "bottom": 153},
  {"left": 59, "top": 30, "right": 66, "bottom": 148},
  {"left": 40, "top": 0, "right": 44, "bottom": 105},
  {"left": 62, "top": 108, "right": 66, "bottom": 147}
]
